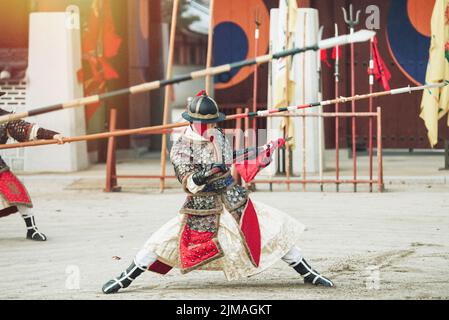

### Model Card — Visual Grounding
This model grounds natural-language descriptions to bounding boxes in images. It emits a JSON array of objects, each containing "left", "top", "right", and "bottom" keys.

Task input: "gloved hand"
[
  {"left": 266, "top": 138, "right": 287, "bottom": 150},
  {"left": 192, "top": 163, "right": 228, "bottom": 186},
  {"left": 276, "top": 138, "right": 287, "bottom": 148},
  {"left": 209, "top": 163, "right": 228, "bottom": 174},
  {"left": 259, "top": 138, "right": 287, "bottom": 168},
  {"left": 192, "top": 167, "right": 210, "bottom": 186}
]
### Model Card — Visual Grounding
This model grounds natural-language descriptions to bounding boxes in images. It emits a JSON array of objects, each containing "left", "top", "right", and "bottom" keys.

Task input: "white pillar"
[
  {"left": 25, "top": 11, "right": 88, "bottom": 172},
  {"left": 265, "top": 8, "right": 324, "bottom": 177}
]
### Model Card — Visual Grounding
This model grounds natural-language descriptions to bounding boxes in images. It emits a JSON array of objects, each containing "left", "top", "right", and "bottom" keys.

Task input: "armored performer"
[
  {"left": 102, "top": 91, "right": 334, "bottom": 294},
  {"left": 0, "top": 92, "right": 64, "bottom": 241}
]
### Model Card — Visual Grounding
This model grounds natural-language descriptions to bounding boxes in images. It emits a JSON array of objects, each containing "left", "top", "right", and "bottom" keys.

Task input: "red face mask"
[{"left": 192, "top": 123, "right": 208, "bottom": 136}]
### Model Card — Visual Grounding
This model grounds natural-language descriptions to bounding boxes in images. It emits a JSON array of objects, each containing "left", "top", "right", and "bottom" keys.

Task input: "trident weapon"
[
  {"left": 1, "top": 81, "right": 447, "bottom": 151},
  {"left": 342, "top": 4, "right": 361, "bottom": 31},
  {"left": 342, "top": 3, "right": 361, "bottom": 192},
  {"left": 0, "top": 30, "right": 376, "bottom": 125}
]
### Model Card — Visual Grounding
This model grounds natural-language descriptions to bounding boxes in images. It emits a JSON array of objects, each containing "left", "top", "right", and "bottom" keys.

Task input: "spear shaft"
[
  {"left": 0, "top": 82, "right": 445, "bottom": 151},
  {"left": 0, "top": 30, "right": 376, "bottom": 125}
]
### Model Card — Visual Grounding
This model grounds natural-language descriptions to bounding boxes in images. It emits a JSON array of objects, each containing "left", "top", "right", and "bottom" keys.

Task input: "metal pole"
[
  {"left": 350, "top": 27, "right": 357, "bottom": 192},
  {"left": 285, "top": 4, "right": 291, "bottom": 191},
  {"left": 342, "top": 4, "right": 361, "bottom": 193},
  {"left": 302, "top": 13, "right": 308, "bottom": 192},
  {"left": 233, "top": 107, "right": 243, "bottom": 184},
  {"left": 317, "top": 26, "right": 324, "bottom": 192},
  {"left": 334, "top": 23, "right": 341, "bottom": 192},
  {"left": 369, "top": 37, "right": 374, "bottom": 192},
  {"left": 252, "top": 7, "right": 261, "bottom": 133},
  {"left": 244, "top": 107, "right": 250, "bottom": 189}
]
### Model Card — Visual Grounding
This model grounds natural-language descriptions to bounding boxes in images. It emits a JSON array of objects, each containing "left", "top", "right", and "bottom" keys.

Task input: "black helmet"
[{"left": 182, "top": 90, "right": 226, "bottom": 124}]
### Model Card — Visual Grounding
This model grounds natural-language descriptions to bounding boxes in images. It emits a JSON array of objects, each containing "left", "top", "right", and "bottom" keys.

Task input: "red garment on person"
[
  {"left": 240, "top": 199, "right": 261, "bottom": 267},
  {"left": 0, "top": 170, "right": 32, "bottom": 218},
  {"left": 179, "top": 218, "right": 222, "bottom": 272}
]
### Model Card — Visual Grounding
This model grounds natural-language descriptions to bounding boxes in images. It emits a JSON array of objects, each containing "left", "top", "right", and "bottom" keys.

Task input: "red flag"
[
  {"left": 331, "top": 46, "right": 342, "bottom": 60},
  {"left": 102, "top": 0, "right": 122, "bottom": 58},
  {"left": 370, "top": 36, "right": 391, "bottom": 90},
  {"left": 320, "top": 49, "right": 331, "bottom": 68},
  {"left": 79, "top": 0, "right": 122, "bottom": 122},
  {"left": 235, "top": 138, "right": 286, "bottom": 183}
]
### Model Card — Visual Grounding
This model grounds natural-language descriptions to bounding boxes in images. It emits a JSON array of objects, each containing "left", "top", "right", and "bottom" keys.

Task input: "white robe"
[
  {"left": 140, "top": 127, "right": 306, "bottom": 281},
  {"left": 143, "top": 200, "right": 305, "bottom": 281}
]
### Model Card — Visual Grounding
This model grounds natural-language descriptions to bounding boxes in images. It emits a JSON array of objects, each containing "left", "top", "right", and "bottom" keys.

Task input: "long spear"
[
  {"left": 0, "top": 82, "right": 446, "bottom": 151},
  {"left": 334, "top": 23, "right": 341, "bottom": 192},
  {"left": 0, "top": 30, "right": 376, "bottom": 125}
]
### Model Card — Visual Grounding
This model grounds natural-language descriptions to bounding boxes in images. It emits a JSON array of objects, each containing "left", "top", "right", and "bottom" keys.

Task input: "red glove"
[
  {"left": 276, "top": 138, "right": 286, "bottom": 148},
  {"left": 266, "top": 138, "right": 286, "bottom": 154},
  {"left": 235, "top": 138, "right": 288, "bottom": 183}
]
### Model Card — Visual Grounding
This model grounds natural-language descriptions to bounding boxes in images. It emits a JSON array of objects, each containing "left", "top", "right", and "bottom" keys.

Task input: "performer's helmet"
[{"left": 182, "top": 90, "right": 226, "bottom": 124}]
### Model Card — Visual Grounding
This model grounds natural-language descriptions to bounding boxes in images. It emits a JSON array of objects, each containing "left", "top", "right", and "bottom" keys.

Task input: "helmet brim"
[{"left": 182, "top": 112, "right": 226, "bottom": 124}]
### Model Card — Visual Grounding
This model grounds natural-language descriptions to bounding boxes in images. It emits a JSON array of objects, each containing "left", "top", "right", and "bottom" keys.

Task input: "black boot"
[
  {"left": 293, "top": 258, "right": 334, "bottom": 287},
  {"left": 102, "top": 261, "right": 147, "bottom": 294},
  {"left": 23, "top": 215, "right": 47, "bottom": 241}
]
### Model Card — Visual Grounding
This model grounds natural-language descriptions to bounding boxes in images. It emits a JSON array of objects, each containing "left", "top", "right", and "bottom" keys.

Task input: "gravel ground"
[{"left": 0, "top": 178, "right": 448, "bottom": 300}]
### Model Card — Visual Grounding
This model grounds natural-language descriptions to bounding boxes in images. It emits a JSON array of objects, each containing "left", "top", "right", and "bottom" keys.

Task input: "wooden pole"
[
  {"left": 104, "top": 108, "right": 121, "bottom": 192},
  {"left": 159, "top": 0, "right": 179, "bottom": 193},
  {"left": 377, "top": 106, "right": 384, "bottom": 192},
  {"left": 205, "top": 0, "right": 215, "bottom": 93},
  {"left": 0, "top": 126, "right": 180, "bottom": 151}
]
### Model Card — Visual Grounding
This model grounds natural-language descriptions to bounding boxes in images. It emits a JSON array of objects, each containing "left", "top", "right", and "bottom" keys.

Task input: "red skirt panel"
[{"left": 0, "top": 170, "right": 32, "bottom": 218}]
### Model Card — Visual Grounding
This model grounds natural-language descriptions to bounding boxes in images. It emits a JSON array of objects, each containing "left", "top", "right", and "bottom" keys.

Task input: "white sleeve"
[
  {"left": 29, "top": 124, "right": 41, "bottom": 141},
  {"left": 186, "top": 174, "right": 206, "bottom": 194}
]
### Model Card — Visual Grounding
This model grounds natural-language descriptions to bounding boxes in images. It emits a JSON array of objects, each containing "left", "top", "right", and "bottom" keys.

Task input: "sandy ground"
[{"left": 0, "top": 174, "right": 448, "bottom": 300}]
